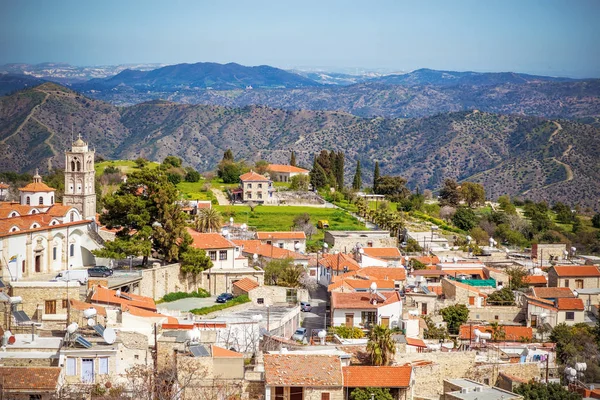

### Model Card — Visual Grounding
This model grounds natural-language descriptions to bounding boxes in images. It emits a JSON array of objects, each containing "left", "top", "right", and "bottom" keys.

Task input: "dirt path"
[
  {"left": 34, "top": 117, "right": 60, "bottom": 170},
  {"left": 1, "top": 91, "right": 49, "bottom": 145},
  {"left": 548, "top": 121, "right": 563, "bottom": 143},
  {"left": 210, "top": 188, "right": 230, "bottom": 205}
]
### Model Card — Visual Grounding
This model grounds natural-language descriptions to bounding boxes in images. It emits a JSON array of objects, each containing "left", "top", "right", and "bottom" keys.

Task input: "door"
[
  {"left": 345, "top": 313, "right": 354, "bottom": 327},
  {"left": 381, "top": 317, "right": 390, "bottom": 328},
  {"left": 531, "top": 315, "right": 537, "bottom": 328},
  {"left": 35, "top": 255, "right": 41, "bottom": 273},
  {"left": 45, "top": 300, "right": 56, "bottom": 315},
  {"left": 290, "top": 387, "right": 303, "bottom": 400},
  {"left": 421, "top": 303, "right": 428, "bottom": 315},
  {"left": 81, "top": 358, "right": 94, "bottom": 383}
]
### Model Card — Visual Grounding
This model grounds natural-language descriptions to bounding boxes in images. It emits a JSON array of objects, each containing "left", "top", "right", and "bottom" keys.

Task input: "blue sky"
[{"left": 1, "top": 0, "right": 599, "bottom": 77}]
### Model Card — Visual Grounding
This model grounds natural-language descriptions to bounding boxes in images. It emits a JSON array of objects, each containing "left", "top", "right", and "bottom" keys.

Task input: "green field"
[
  {"left": 176, "top": 181, "right": 213, "bottom": 200},
  {"left": 95, "top": 160, "right": 160, "bottom": 176}
]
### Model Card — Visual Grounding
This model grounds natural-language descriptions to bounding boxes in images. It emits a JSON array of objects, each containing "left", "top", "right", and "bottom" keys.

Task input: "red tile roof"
[
  {"left": 405, "top": 337, "right": 427, "bottom": 347},
  {"left": 212, "top": 345, "right": 243, "bottom": 358},
  {"left": 403, "top": 256, "right": 440, "bottom": 266},
  {"left": 361, "top": 247, "right": 402, "bottom": 259},
  {"left": 232, "top": 277, "right": 260, "bottom": 293},
  {"left": 331, "top": 291, "right": 401, "bottom": 309},
  {"left": 328, "top": 279, "right": 395, "bottom": 292},
  {"left": 267, "top": 164, "right": 309, "bottom": 174},
  {"left": 459, "top": 325, "right": 533, "bottom": 341},
  {"left": 0, "top": 183, "right": 8, "bottom": 189},
  {"left": 532, "top": 287, "right": 574, "bottom": 299},
  {"left": 256, "top": 231, "right": 306, "bottom": 240},
  {"left": 69, "top": 298, "right": 107, "bottom": 316},
  {"left": 552, "top": 265, "right": 600, "bottom": 277},
  {"left": 123, "top": 305, "right": 178, "bottom": 324},
  {"left": 187, "top": 228, "right": 235, "bottom": 250},
  {"left": 234, "top": 240, "right": 309, "bottom": 260},
  {"left": 0, "top": 366, "right": 60, "bottom": 392},
  {"left": 343, "top": 365, "right": 412, "bottom": 388},
  {"left": 91, "top": 285, "right": 157, "bottom": 311},
  {"left": 356, "top": 267, "right": 406, "bottom": 281},
  {"left": 439, "top": 269, "right": 486, "bottom": 279},
  {"left": 239, "top": 171, "right": 270, "bottom": 181},
  {"left": 18, "top": 181, "right": 55, "bottom": 192},
  {"left": 320, "top": 253, "right": 361, "bottom": 273},
  {"left": 523, "top": 275, "right": 548, "bottom": 285},
  {"left": 556, "top": 298, "right": 585, "bottom": 311},
  {"left": 264, "top": 354, "right": 343, "bottom": 386}
]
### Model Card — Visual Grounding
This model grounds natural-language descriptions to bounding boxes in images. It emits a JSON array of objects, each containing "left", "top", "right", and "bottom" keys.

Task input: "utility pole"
[{"left": 153, "top": 323, "right": 158, "bottom": 398}]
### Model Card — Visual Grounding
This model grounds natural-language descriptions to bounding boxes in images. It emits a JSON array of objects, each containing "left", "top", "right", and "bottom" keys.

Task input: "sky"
[{"left": 1, "top": 0, "right": 599, "bottom": 78}]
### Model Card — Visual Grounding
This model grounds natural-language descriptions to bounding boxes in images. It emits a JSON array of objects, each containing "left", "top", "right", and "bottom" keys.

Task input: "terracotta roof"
[
  {"left": 427, "top": 286, "right": 443, "bottom": 295},
  {"left": 532, "top": 287, "right": 574, "bottom": 299},
  {"left": 410, "top": 270, "right": 448, "bottom": 277},
  {"left": 0, "top": 203, "right": 40, "bottom": 218},
  {"left": 331, "top": 291, "right": 401, "bottom": 309},
  {"left": 239, "top": 171, "right": 270, "bottom": 181},
  {"left": 361, "top": 247, "right": 402, "bottom": 259},
  {"left": 232, "top": 277, "right": 260, "bottom": 292},
  {"left": 123, "top": 305, "right": 177, "bottom": 323},
  {"left": 211, "top": 345, "right": 243, "bottom": 358},
  {"left": 91, "top": 285, "right": 157, "bottom": 311},
  {"left": 234, "top": 240, "right": 308, "bottom": 260},
  {"left": 356, "top": 267, "right": 406, "bottom": 281},
  {"left": 187, "top": 228, "right": 235, "bottom": 250},
  {"left": 264, "top": 354, "right": 343, "bottom": 387},
  {"left": 499, "top": 372, "right": 529, "bottom": 384},
  {"left": 256, "top": 231, "right": 306, "bottom": 240},
  {"left": 405, "top": 337, "right": 427, "bottom": 347},
  {"left": 0, "top": 366, "right": 61, "bottom": 392},
  {"left": 552, "top": 265, "right": 600, "bottom": 277},
  {"left": 18, "top": 181, "right": 56, "bottom": 192},
  {"left": 556, "top": 298, "right": 585, "bottom": 311},
  {"left": 343, "top": 365, "right": 412, "bottom": 388},
  {"left": 523, "top": 275, "right": 548, "bottom": 285},
  {"left": 0, "top": 183, "right": 9, "bottom": 189},
  {"left": 320, "top": 253, "right": 361, "bottom": 273},
  {"left": 459, "top": 324, "right": 533, "bottom": 341},
  {"left": 0, "top": 215, "right": 89, "bottom": 236},
  {"left": 267, "top": 164, "right": 309, "bottom": 174},
  {"left": 403, "top": 256, "right": 440, "bottom": 266},
  {"left": 328, "top": 279, "right": 395, "bottom": 292},
  {"left": 46, "top": 204, "right": 77, "bottom": 217},
  {"left": 69, "top": 298, "right": 107, "bottom": 316}
]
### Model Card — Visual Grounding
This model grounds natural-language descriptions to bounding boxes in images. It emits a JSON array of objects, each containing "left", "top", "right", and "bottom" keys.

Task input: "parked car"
[
  {"left": 300, "top": 302, "right": 312, "bottom": 312},
  {"left": 87, "top": 267, "right": 112, "bottom": 278},
  {"left": 216, "top": 293, "right": 234, "bottom": 303},
  {"left": 91, "top": 266, "right": 113, "bottom": 276},
  {"left": 292, "top": 327, "right": 307, "bottom": 341},
  {"left": 55, "top": 270, "right": 88, "bottom": 285}
]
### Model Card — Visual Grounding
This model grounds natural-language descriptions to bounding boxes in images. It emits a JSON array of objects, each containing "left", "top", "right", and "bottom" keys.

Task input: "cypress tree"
[
  {"left": 223, "top": 149, "right": 234, "bottom": 162},
  {"left": 373, "top": 161, "right": 380, "bottom": 193},
  {"left": 290, "top": 151, "right": 297, "bottom": 167},
  {"left": 336, "top": 151, "right": 345, "bottom": 189},
  {"left": 310, "top": 157, "right": 327, "bottom": 190},
  {"left": 352, "top": 160, "right": 362, "bottom": 190}
]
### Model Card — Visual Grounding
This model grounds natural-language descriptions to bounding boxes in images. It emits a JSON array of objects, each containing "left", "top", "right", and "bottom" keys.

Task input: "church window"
[
  {"left": 71, "top": 161, "right": 75, "bottom": 171},
  {"left": 70, "top": 244, "right": 75, "bottom": 257},
  {"left": 76, "top": 161, "right": 81, "bottom": 171},
  {"left": 51, "top": 196, "right": 54, "bottom": 204},
  {"left": 70, "top": 212, "right": 75, "bottom": 222},
  {"left": 31, "top": 209, "right": 37, "bottom": 214},
  {"left": 26, "top": 196, "right": 30, "bottom": 205},
  {"left": 10, "top": 227, "right": 18, "bottom": 232},
  {"left": 53, "top": 247, "right": 57, "bottom": 261},
  {"left": 39, "top": 196, "right": 43, "bottom": 205},
  {"left": 10, "top": 212, "right": 17, "bottom": 217}
]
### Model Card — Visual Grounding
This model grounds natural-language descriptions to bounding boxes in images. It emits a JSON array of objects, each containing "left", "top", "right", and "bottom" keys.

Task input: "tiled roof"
[
  {"left": 235, "top": 240, "right": 309, "bottom": 260},
  {"left": 343, "top": 365, "right": 412, "bottom": 388},
  {"left": 212, "top": 345, "right": 243, "bottom": 358},
  {"left": 91, "top": 285, "right": 156, "bottom": 311},
  {"left": 256, "top": 231, "right": 306, "bottom": 240},
  {"left": 410, "top": 270, "right": 448, "bottom": 277},
  {"left": 459, "top": 324, "right": 533, "bottom": 341},
  {"left": 361, "top": 247, "right": 402, "bottom": 259},
  {"left": 427, "top": 286, "right": 443, "bottom": 295},
  {"left": 18, "top": 181, "right": 55, "bottom": 192},
  {"left": 552, "top": 265, "right": 600, "bottom": 277},
  {"left": 0, "top": 366, "right": 61, "bottom": 392},
  {"left": 0, "top": 183, "right": 9, "bottom": 189},
  {"left": 524, "top": 275, "right": 548, "bottom": 285},
  {"left": 264, "top": 354, "right": 343, "bottom": 387},
  {"left": 123, "top": 305, "right": 177, "bottom": 324},
  {"left": 439, "top": 268, "right": 486, "bottom": 279},
  {"left": 232, "top": 277, "right": 260, "bottom": 292},
  {"left": 403, "top": 256, "right": 440, "bottom": 266},
  {"left": 320, "top": 253, "right": 361, "bottom": 273},
  {"left": 187, "top": 228, "right": 235, "bottom": 250},
  {"left": 405, "top": 337, "right": 427, "bottom": 348},
  {"left": 267, "top": 164, "right": 309, "bottom": 174},
  {"left": 328, "top": 279, "right": 395, "bottom": 292},
  {"left": 69, "top": 298, "right": 107, "bottom": 316},
  {"left": 239, "top": 171, "right": 270, "bottom": 181},
  {"left": 0, "top": 215, "right": 89, "bottom": 236},
  {"left": 331, "top": 291, "right": 401, "bottom": 309},
  {"left": 556, "top": 298, "right": 585, "bottom": 311},
  {"left": 46, "top": 204, "right": 77, "bottom": 217},
  {"left": 532, "top": 287, "right": 574, "bottom": 299},
  {"left": 0, "top": 203, "right": 40, "bottom": 218},
  {"left": 356, "top": 267, "right": 406, "bottom": 281}
]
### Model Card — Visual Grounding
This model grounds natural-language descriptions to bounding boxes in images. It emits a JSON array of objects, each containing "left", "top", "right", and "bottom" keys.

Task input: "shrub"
[
  {"left": 332, "top": 326, "right": 365, "bottom": 339},
  {"left": 190, "top": 295, "right": 250, "bottom": 315},
  {"left": 158, "top": 289, "right": 211, "bottom": 303}
]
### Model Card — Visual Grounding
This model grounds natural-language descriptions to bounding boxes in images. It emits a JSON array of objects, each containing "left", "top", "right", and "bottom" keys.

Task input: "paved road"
[
  {"left": 302, "top": 284, "right": 329, "bottom": 337},
  {"left": 157, "top": 296, "right": 219, "bottom": 312}
]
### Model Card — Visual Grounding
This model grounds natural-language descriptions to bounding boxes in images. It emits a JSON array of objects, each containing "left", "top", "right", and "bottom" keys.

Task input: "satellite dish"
[
  {"left": 253, "top": 253, "right": 258, "bottom": 261},
  {"left": 294, "top": 242, "right": 301, "bottom": 250},
  {"left": 103, "top": 328, "right": 116, "bottom": 344},
  {"left": 116, "top": 289, "right": 121, "bottom": 298},
  {"left": 83, "top": 308, "right": 97, "bottom": 318},
  {"left": 87, "top": 318, "right": 95, "bottom": 327},
  {"left": 317, "top": 330, "right": 326, "bottom": 338},
  {"left": 370, "top": 282, "right": 378, "bottom": 292},
  {"left": 67, "top": 322, "right": 79, "bottom": 334},
  {"left": 358, "top": 248, "right": 364, "bottom": 254}
]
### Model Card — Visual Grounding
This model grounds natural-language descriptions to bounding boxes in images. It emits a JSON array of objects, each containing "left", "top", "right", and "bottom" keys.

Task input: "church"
[{"left": 0, "top": 136, "right": 103, "bottom": 280}]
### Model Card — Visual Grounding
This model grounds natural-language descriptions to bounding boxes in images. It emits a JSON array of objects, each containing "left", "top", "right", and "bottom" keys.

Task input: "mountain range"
[{"left": 1, "top": 83, "right": 599, "bottom": 210}]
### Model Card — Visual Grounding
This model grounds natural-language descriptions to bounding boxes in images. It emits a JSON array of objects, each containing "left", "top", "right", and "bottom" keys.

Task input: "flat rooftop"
[{"left": 446, "top": 379, "right": 521, "bottom": 400}]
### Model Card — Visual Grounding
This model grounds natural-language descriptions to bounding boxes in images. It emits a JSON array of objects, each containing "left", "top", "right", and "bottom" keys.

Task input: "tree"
[
  {"left": 452, "top": 207, "right": 478, "bottom": 231},
  {"left": 506, "top": 266, "right": 527, "bottom": 290},
  {"left": 487, "top": 322, "right": 506, "bottom": 342},
  {"left": 592, "top": 213, "right": 600, "bottom": 229},
  {"left": 290, "top": 151, "right": 297, "bottom": 167},
  {"left": 264, "top": 257, "right": 304, "bottom": 287},
  {"left": 195, "top": 208, "right": 223, "bottom": 233},
  {"left": 335, "top": 151, "right": 345, "bottom": 189},
  {"left": 469, "top": 226, "right": 489, "bottom": 245},
  {"left": 135, "top": 157, "right": 149, "bottom": 168},
  {"left": 440, "top": 304, "right": 469, "bottom": 334},
  {"left": 553, "top": 202, "right": 575, "bottom": 224},
  {"left": 374, "top": 175, "right": 410, "bottom": 201},
  {"left": 254, "top": 160, "right": 270, "bottom": 175},
  {"left": 351, "top": 387, "right": 394, "bottom": 400},
  {"left": 180, "top": 247, "right": 213, "bottom": 275},
  {"left": 222, "top": 149, "right": 234, "bottom": 162},
  {"left": 550, "top": 323, "right": 600, "bottom": 382},
  {"left": 460, "top": 182, "right": 485, "bottom": 208},
  {"left": 439, "top": 179, "right": 461, "bottom": 207},
  {"left": 366, "top": 325, "right": 396, "bottom": 366},
  {"left": 487, "top": 288, "right": 515, "bottom": 306},
  {"left": 289, "top": 174, "right": 309, "bottom": 191},
  {"left": 309, "top": 158, "right": 328, "bottom": 190},
  {"left": 352, "top": 160, "right": 362, "bottom": 190},
  {"left": 163, "top": 156, "right": 182, "bottom": 168},
  {"left": 404, "top": 238, "right": 422, "bottom": 253},
  {"left": 373, "top": 162, "right": 380, "bottom": 193},
  {"left": 423, "top": 315, "right": 448, "bottom": 340},
  {"left": 514, "top": 381, "right": 582, "bottom": 400},
  {"left": 409, "top": 258, "right": 426, "bottom": 270},
  {"left": 185, "top": 169, "right": 201, "bottom": 182},
  {"left": 524, "top": 201, "right": 552, "bottom": 234},
  {"left": 439, "top": 206, "right": 456, "bottom": 222},
  {"left": 498, "top": 195, "right": 517, "bottom": 215},
  {"left": 217, "top": 161, "right": 245, "bottom": 184}
]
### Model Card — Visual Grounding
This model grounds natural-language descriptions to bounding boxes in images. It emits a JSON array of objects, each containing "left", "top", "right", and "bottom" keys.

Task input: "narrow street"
[{"left": 302, "top": 284, "right": 329, "bottom": 337}]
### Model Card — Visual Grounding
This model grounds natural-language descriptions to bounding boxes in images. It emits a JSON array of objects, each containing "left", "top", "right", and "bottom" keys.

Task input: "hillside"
[
  {"left": 0, "top": 73, "right": 46, "bottom": 96},
  {"left": 1, "top": 84, "right": 599, "bottom": 210}
]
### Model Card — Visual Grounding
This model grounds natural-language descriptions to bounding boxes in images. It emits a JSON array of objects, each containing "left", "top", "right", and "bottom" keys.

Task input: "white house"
[
  {"left": 526, "top": 295, "right": 585, "bottom": 328},
  {"left": 267, "top": 164, "right": 309, "bottom": 183},
  {"left": 331, "top": 291, "right": 403, "bottom": 330}
]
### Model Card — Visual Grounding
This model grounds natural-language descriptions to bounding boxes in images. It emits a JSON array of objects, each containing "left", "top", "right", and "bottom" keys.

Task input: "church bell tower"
[{"left": 63, "top": 134, "right": 96, "bottom": 220}]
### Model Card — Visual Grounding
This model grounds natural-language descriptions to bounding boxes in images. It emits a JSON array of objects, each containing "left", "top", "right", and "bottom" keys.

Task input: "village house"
[
  {"left": 318, "top": 253, "right": 361, "bottom": 286},
  {"left": 441, "top": 278, "right": 488, "bottom": 308},
  {"left": 256, "top": 231, "right": 307, "bottom": 253},
  {"left": 330, "top": 291, "right": 403, "bottom": 330},
  {"left": 458, "top": 324, "right": 533, "bottom": 345},
  {"left": 358, "top": 247, "right": 403, "bottom": 266},
  {"left": 324, "top": 230, "right": 397, "bottom": 252},
  {"left": 525, "top": 295, "right": 585, "bottom": 328},
  {"left": 343, "top": 365, "right": 413, "bottom": 400},
  {"left": 443, "top": 379, "right": 523, "bottom": 400},
  {"left": 267, "top": 164, "right": 309, "bottom": 183},
  {"left": 547, "top": 265, "right": 600, "bottom": 289},
  {"left": 232, "top": 171, "right": 273, "bottom": 203},
  {"left": 0, "top": 366, "right": 61, "bottom": 399},
  {"left": 234, "top": 239, "right": 310, "bottom": 267}
]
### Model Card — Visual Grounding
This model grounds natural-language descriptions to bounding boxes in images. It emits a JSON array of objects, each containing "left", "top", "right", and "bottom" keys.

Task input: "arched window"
[
  {"left": 39, "top": 196, "right": 44, "bottom": 205},
  {"left": 31, "top": 209, "right": 37, "bottom": 214},
  {"left": 9, "top": 212, "right": 17, "bottom": 217},
  {"left": 70, "top": 212, "right": 75, "bottom": 222},
  {"left": 53, "top": 247, "right": 57, "bottom": 261},
  {"left": 10, "top": 227, "right": 18, "bottom": 232},
  {"left": 76, "top": 161, "right": 81, "bottom": 171},
  {"left": 71, "top": 160, "right": 76, "bottom": 171},
  {"left": 69, "top": 244, "right": 75, "bottom": 257},
  {"left": 51, "top": 196, "right": 54, "bottom": 204},
  {"left": 26, "top": 196, "right": 30, "bottom": 205}
]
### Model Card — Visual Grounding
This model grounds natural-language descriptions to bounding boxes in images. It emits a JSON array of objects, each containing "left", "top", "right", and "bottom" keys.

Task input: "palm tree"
[
  {"left": 367, "top": 325, "right": 396, "bottom": 366},
  {"left": 195, "top": 208, "right": 223, "bottom": 233}
]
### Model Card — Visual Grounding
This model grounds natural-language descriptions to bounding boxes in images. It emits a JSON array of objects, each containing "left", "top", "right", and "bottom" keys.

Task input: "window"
[
  {"left": 209, "top": 251, "right": 217, "bottom": 261},
  {"left": 26, "top": 196, "right": 30, "bottom": 205},
  {"left": 219, "top": 250, "right": 227, "bottom": 261},
  {"left": 286, "top": 289, "right": 297, "bottom": 303},
  {"left": 258, "top": 193, "right": 262, "bottom": 199},
  {"left": 134, "top": 355, "right": 139, "bottom": 360},
  {"left": 247, "top": 183, "right": 252, "bottom": 189},
  {"left": 483, "top": 378, "right": 490, "bottom": 385},
  {"left": 51, "top": 196, "right": 54, "bottom": 204},
  {"left": 361, "top": 311, "right": 377, "bottom": 327},
  {"left": 45, "top": 300, "right": 56, "bottom": 314},
  {"left": 70, "top": 244, "right": 75, "bottom": 257},
  {"left": 246, "top": 192, "right": 252, "bottom": 199},
  {"left": 258, "top": 183, "right": 262, "bottom": 189},
  {"left": 494, "top": 315, "right": 499, "bottom": 320},
  {"left": 321, "top": 394, "right": 330, "bottom": 400},
  {"left": 575, "top": 279, "right": 584, "bottom": 289},
  {"left": 66, "top": 358, "right": 76, "bottom": 375},
  {"left": 564, "top": 279, "right": 569, "bottom": 288},
  {"left": 278, "top": 243, "right": 284, "bottom": 249},
  {"left": 53, "top": 247, "right": 57, "bottom": 261},
  {"left": 266, "top": 240, "right": 272, "bottom": 245},
  {"left": 62, "top": 299, "right": 68, "bottom": 309},
  {"left": 99, "top": 357, "right": 109, "bottom": 375},
  {"left": 38, "top": 196, "right": 44, "bottom": 205},
  {"left": 566, "top": 312, "right": 575, "bottom": 321},
  {"left": 257, "top": 298, "right": 264, "bottom": 304},
  {"left": 70, "top": 212, "right": 75, "bottom": 222}
]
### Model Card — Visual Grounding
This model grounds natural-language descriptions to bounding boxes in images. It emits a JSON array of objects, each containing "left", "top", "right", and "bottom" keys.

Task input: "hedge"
[
  {"left": 157, "top": 288, "right": 211, "bottom": 304},
  {"left": 190, "top": 295, "right": 250, "bottom": 315}
]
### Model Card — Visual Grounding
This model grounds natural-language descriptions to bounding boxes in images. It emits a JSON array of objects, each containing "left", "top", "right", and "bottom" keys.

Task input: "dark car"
[
  {"left": 216, "top": 293, "right": 234, "bottom": 303},
  {"left": 88, "top": 266, "right": 113, "bottom": 277}
]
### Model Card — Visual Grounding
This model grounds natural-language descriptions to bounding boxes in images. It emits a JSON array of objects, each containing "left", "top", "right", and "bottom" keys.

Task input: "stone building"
[
  {"left": 62, "top": 135, "right": 96, "bottom": 220},
  {"left": 547, "top": 265, "right": 600, "bottom": 289},
  {"left": 9, "top": 281, "right": 80, "bottom": 324},
  {"left": 324, "top": 230, "right": 397, "bottom": 252}
]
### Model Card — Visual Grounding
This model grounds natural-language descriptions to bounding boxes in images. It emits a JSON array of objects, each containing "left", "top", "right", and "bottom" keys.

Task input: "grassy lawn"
[
  {"left": 176, "top": 180, "right": 213, "bottom": 200},
  {"left": 95, "top": 160, "right": 160, "bottom": 176},
  {"left": 210, "top": 178, "right": 239, "bottom": 190}
]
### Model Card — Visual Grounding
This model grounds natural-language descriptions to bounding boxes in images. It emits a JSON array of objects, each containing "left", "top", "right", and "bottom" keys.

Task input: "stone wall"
[
  {"left": 469, "top": 306, "right": 526, "bottom": 324},
  {"left": 139, "top": 263, "right": 202, "bottom": 300},
  {"left": 9, "top": 282, "right": 81, "bottom": 320},
  {"left": 248, "top": 286, "right": 308, "bottom": 306}
]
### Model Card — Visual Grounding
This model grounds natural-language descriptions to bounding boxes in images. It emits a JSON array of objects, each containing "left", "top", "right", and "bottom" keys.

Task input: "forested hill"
[{"left": 1, "top": 83, "right": 599, "bottom": 210}]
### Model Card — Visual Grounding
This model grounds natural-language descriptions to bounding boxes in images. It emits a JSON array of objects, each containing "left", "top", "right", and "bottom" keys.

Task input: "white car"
[{"left": 292, "top": 327, "right": 307, "bottom": 341}]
